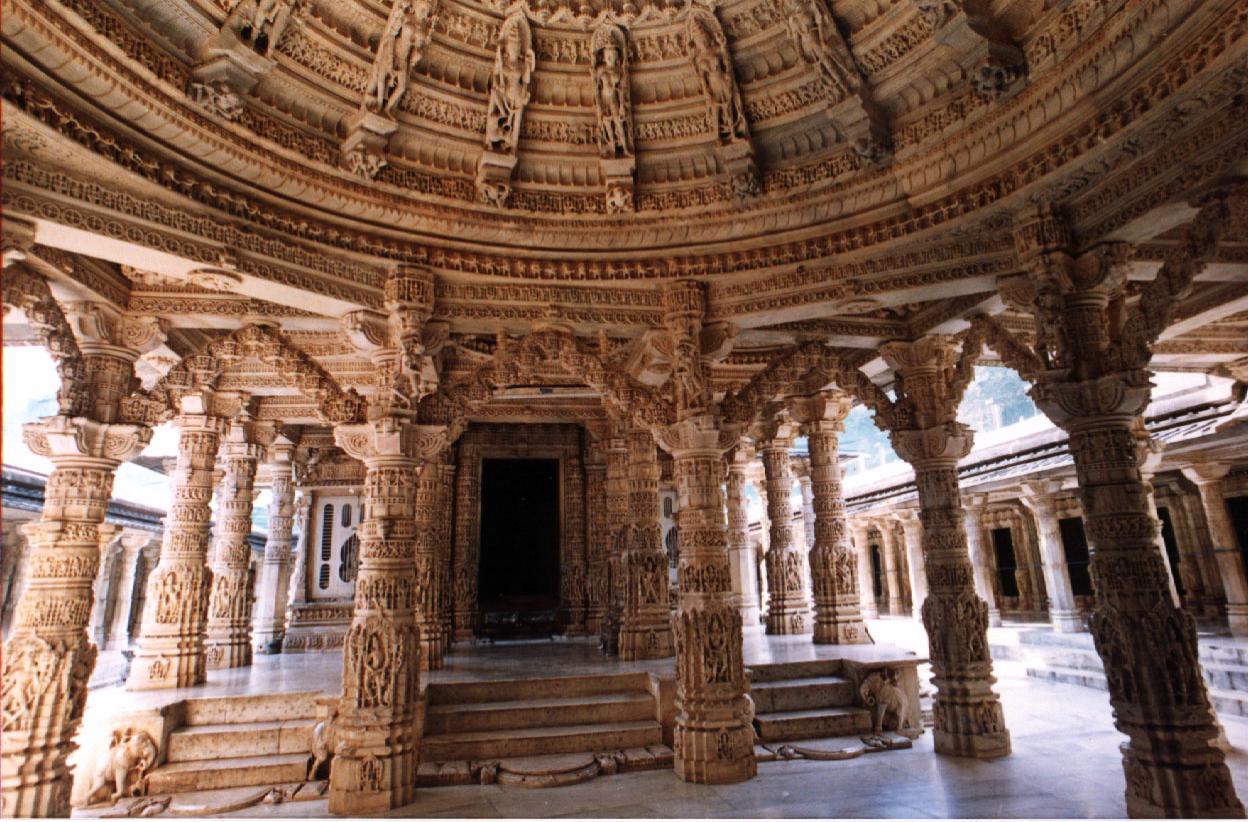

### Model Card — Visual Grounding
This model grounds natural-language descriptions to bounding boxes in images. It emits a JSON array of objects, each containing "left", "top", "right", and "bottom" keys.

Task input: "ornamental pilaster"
[
  {"left": 654, "top": 415, "right": 755, "bottom": 785},
  {"left": 619, "top": 429, "right": 674, "bottom": 659},
  {"left": 127, "top": 409, "right": 230, "bottom": 691},
  {"left": 790, "top": 391, "right": 869, "bottom": 644},
  {"left": 413, "top": 448, "right": 448, "bottom": 670},
  {"left": 897, "top": 511, "right": 927, "bottom": 621},
  {"left": 285, "top": 490, "right": 313, "bottom": 618},
  {"left": 584, "top": 451, "right": 608, "bottom": 636},
  {"left": 437, "top": 460, "right": 457, "bottom": 647},
  {"left": 875, "top": 519, "right": 905, "bottom": 616},
  {"left": 253, "top": 434, "right": 297, "bottom": 653},
  {"left": 1180, "top": 463, "right": 1248, "bottom": 637},
  {"left": 726, "top": 446, "right": 761, "bottom": 631},
  {"left": 451, "top": 441, "right": 481, "bottom": 641},
  {"left": 963, "top": 495, "right": 1002, "bottom": 627},
  {"left": 561, "top": 447, "right": 589, "bottom": 637},
  {"left": 756, "top": 420, "right": 810, "bottom": 635},
  {"left": 1, "top": 417, "right": 150, "bottom": 818},
  {"left": 328, "top": 418, "right": 446, "bottom": 814},
  {"left": 848, "top": 520, "right": 879, "bottom": 619},
  {"left": 879, "top": 336, "right": 1010, "bottom": 760},
  {"left": 599, "top": 429, "right": 630, "bottom": 655},
  {"left": 106, "top": 531, "right": 155, "bottom": 650},
  {"left": 1019, "top": 480, "right": 1083, "bottom": 633},
  {"left": 204, "top": 415, "right": 263, "bottom": 670}
]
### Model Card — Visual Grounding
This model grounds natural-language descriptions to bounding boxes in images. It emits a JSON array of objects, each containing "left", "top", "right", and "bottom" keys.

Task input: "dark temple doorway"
[{"left": 478, "top": 458, "right": 561, "bottom": 639}]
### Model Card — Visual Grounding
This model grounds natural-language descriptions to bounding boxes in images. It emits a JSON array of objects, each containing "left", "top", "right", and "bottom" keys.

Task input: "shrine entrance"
[{"left": 477, "top": 458, "right": 561, "bottom": 639}]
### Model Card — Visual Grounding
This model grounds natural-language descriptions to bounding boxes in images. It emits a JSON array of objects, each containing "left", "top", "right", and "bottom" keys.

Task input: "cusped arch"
[
  {"left": 1, "top": 264, "right": 90, "bottom": 417},
  {"left": 127, "top": 324, "right": 366, "bottom": 425}
]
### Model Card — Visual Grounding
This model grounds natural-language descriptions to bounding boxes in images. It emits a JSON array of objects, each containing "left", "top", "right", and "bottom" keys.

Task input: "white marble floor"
[{"left": 101, "top": 617, "right": 1244, "bottom": 819}]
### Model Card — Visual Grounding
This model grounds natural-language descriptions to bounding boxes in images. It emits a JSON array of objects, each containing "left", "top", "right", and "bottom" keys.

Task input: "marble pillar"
[
  {"left": 253, "top": 438, "right": 296, "bottom": 653},
  {"left": 88, "top": 526, "right": 122, "bottom": 649},
  {"left": 584, "top": 452, "right": 608, "bottom": 636},
  {"left": 413, "top": 451, "right": 447, "bottom": 670},
  {"left": 437, "top": 460, "right": 457, "bottom": 648},
  {"left": 617, "top": 429, "right": 672, "bottom": 657},
  {"left": 898, "top": 511, "right": 927, "bottom": 621},
  {"left": 726, "top": 449, "right": 762, "bottom": 631},
  {"left": 107, "top": 532, "right": 154, "bottom": 649},
  {"left": 451, "top": 442, "right": 480, "bottom": 641},
  {"left": 877, "top": 520, "right": 906, "bottom": 616},
  {"left": 759, "top": 429, "right": 810, "bottom": 634},
  {"left": 561, "top": 447, "right": 589, "bottom": 636},
  {"left": 660, "top": 416, "right": 755, "bottom": 785},
  {"left": 789, "top": 392, "right": 868, "bottom": 643},
  {"left": 205, "top": 417, "right": 263, "bottom": 670},
  {"left": 880, "top": 337, "right": 1010, "bottom": 759},
  {"left": 328, "top": 420, "right": 445, "bottom": 814},
  {"left": 599, "top": 429, "right": 629, "bottom": 655},
  {"left": 963, "top": 496, "right": 1003, "bottom": 627},
  {"left": 1182, "top": 463, "right": 1248, "bottom": 637},
  {"left": 796, "top": 471, "right": 815, "bottom": 551},
  {"left": 1019, "top": 480, "right": 1083, "bottom": 632},
  {"left": 849, "top": 521, "right": 880, "bottom": 619},
  {"left": 285, "top": 491, "right": 312, "bottom": 624},
  {"left": 1, "top": 416, "right": 149, "bottom": 816},
  {"left": 128, "top": 408, "right": 229, "bottom": 690}
]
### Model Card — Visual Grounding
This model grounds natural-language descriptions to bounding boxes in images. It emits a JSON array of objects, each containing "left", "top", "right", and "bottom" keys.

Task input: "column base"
[
  {"left": 1120, "top": 742, "right": 1244, "bottom": 818},
  {"left": 813, "top": 614, "right": 872, "bottom": 644},
  {"left": 765, "top": 607, "right": 811, "bottom": 635},
  {"left": 934, "top": 726, "right": 1012, "bottom": 760},
  {"left": 327, "top": 746, "right": 417, "bottom": 815},
  {"left": 1226, "top": 604, "right": 1248, "bottom": 638},
  {"left": 418, "top": 634, "right": 444, "bottom": 672},
  {"left": 988, "top": 609, "right": 1002, "bottom": 628},
  {"left": 127, "top": 647, "right": 206, "bottom": 691},
  {"left": 204, "top": 637, "right": 252, "bottom": 670},
  {"left": 861, "top": 602, "right": 880, "bottom": 620},
  {"left": 619, "top": 623, "right": 675, "bottom": 660},
  {"left": 1050, "top": 610, "right": 1085, "bottom": 633},
  {"left": 889, "top": 602, "right": 907, "bottom": 616},
  {"left": 672, "top": 722, "right": 756, "bottom": 784}
]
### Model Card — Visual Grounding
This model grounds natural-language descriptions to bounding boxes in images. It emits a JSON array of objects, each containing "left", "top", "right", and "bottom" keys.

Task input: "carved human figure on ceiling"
[
  {"left": 485, "top": 12, "right": 536, "bottom": 154},
  {"left": 364, "top": 0, "right": 438, "bottom": 116},
  {"left": 783, "top": 0, "right": 860, "bottom": 102},
  {"left": 591, "top": 23, "right": 633, "bottom": 159},
  {"left": 684, "top": 8, "right": 748, "bottom": 145}
]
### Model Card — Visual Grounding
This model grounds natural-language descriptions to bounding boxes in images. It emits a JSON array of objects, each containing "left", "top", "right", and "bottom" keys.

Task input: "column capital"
[
  {"left": 654, "top": 414, "right": 737, "bottom": 457},
  {"left": 62, "top": 301, "right": 168, "bottom": 361},
  {"left": 786, "top": 389, "right": 854, "bottom": 430},
  {"left": 1180, "top": 462, "right": 1231, "bottom": 485},
  {"left": 334, "top": 418, "right": 447, "bottom": 463},
  {"left": 22, "top": 416, "right": 151, "bottom": 464},
  {"left": 890, "top": 422, "right": 974, "bottom": 465}
]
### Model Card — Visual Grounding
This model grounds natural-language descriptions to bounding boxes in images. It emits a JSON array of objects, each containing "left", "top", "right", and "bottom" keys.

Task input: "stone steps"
[
  {"left": 1025, "top": 664, "right": 1109, "bottom": 690},
  {"left": 182, "top": 691, "right": 320, "bottom": 725},
  {"left": 165, "top": 720, "right": 316, "bottom": 763},
  {"left": 750, "top": 676, "right": 855, "bottom": 714},
  {"left": 426, "top": 673, "right": 649, "bottom": 705},
  {"left": 753, "top": 706, "right": 873, "bottom": 742},
  {"left": 747, "top": 659, "right": 843, "bottom": 683},
  {"left": 145, "top": 753, "right": 309, "bottom": 795},
  {"left": 426, "top": 692, "right": 654, "bottom": 735},
  {"left": 421, "top": 719, "right": 663, "bottom": 762}
]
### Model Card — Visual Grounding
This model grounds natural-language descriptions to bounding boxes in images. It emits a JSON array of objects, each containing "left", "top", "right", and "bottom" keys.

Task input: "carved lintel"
[
  {"left": 341, "top": 112, "right": 398, "bottom": 180},
  {"left": 476, "top": 150, "right": 518, "bottom": 206}
]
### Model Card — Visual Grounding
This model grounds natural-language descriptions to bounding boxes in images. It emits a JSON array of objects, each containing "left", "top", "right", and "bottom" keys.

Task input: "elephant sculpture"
[{"left": 84, "top": 729, "right": 158, "bottom": 806}]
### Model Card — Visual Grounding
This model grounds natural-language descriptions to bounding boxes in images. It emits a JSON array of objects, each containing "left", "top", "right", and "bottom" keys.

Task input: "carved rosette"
[
  {"left": 328, "top": 419, "right": 444, "bottom": 814},
  {"left": 791, "top": 391, "right": 870, "bottom": 644},
  {"left": 599, "top": 431, "right": 630, "bottom": 654},
  {"left": 204, "top": 426, "right": 263, "bottom": 671},
  {"left": 757, "top": 431, "right": 810, "bottom": 635},
  {"left": 1, "top": 417, "right": 150, "bottom": 817},
  {"left": 253, "top": 440, "right": 297, "bottom": 651},
  {"left": 618, "top": 429, "right": 675, "bottom": 659},
  {"left": 128, "top": 414, "right": 229, "bottom": 692},
  {"left": 661, "top": 416, "right": 755, "bottom": 785},
  {"left": 451, "top": 442, "right": 481, "bottom": 640}
]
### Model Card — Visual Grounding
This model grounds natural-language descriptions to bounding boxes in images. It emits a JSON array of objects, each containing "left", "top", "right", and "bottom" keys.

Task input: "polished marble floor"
[{"left": 75, "top": 619, "right": 1248, "bottom": 818}]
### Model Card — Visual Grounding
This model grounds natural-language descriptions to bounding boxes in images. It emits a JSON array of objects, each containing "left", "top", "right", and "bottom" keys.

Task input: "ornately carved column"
[
  {"left": 204, "top": 416, "right": 263, "bottom": 670},
  {"left": 128, "top": 409, "right": 229, "bottom": 690},
  {"left": 963, "top": 496, "right": 1002, "bottom": 627},
  {"left": 880, "top": 338, "right": 1010, "bottom": 759},
  {"left": 599, "top": 430, "right": 629, "bottom": 655},
  {"left": 758, "top": 427, "right": 810, "bottom": 635},
  {"left": 849, "top": 521, "right": 879, "bottom": 619},
  {"left": 451, "top": 441, "right": 480, "bottom": 641},
  {"left": 619, "top": 429, "right": 675, "bottom": 659},
  {"left": 1181, "top": 463, "right": 1248, "bottom": 637},
  {"left": 877, "top": 519, "right": 906, "bottom": 616},
  {"left": 414, "top": 451, "right": 447, "bottom": 670},
  {"left": 726, "top": 448, "right": 762, "bottom": 631},
  {"left": 1019, "top": 480, "right": 1082, "bottom": 633},
  {"left": 660, "top": 416, "right": 755, "bottom": 785},
  {"left": 107, "top": 532, "right": 154, "bottom": 649},
  {"left": 791, "top": 392, "right": 869, "bottom": 643},
  {"left": 329, "top": 420, "right": 444, "bottom": 814},
  {"left": 437, "top": 460, "right": 457, "bottom": 648},
  {"left": 561, "top": 448, "right": 589, "bottom": 636},
  {"left": 584, "top": 451, "right": 608, "bottom": 635},
  {"left": 897, "top": 511, "right": 927, "bottom": 621},
  {"left": 253, "top": 436, "right": 296, "bottom": 653},
  {"left": 1, "top": 418, "right": 149, "bottom": 817}
]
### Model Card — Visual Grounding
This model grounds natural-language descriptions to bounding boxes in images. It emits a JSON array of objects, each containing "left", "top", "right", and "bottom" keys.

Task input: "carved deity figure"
[
  {"left": 484, "top": 13, "right": 535, "bottom": 155},
  {"left": 364, "top": 0, "right": 437, "bottom": 116},
  {"left": 229, "top": 0, "right": 301, "bottom": 56},
  {"left": 684, "top": 8, "right": 748, "bottom": 144},
  {"left": 783, "top": 0, "right": 860, "bottom": 101},
  {"left": 591, "top": 23, "right": 633, "bottom": 159}
]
